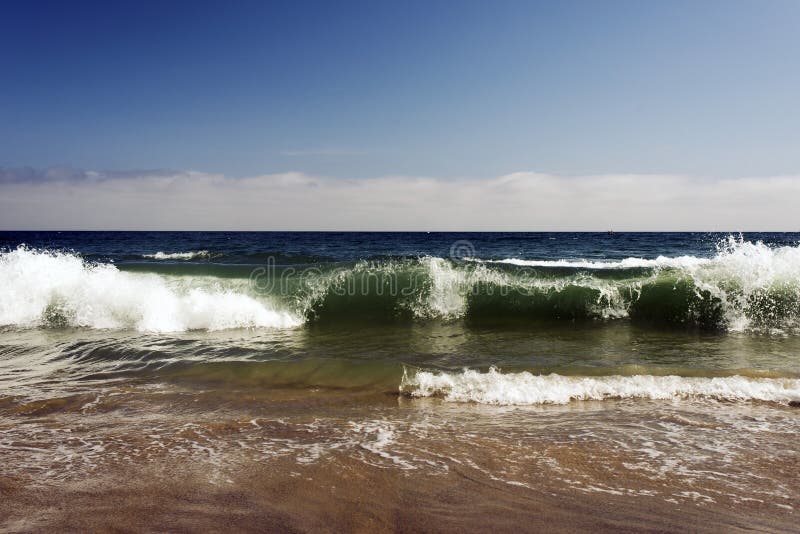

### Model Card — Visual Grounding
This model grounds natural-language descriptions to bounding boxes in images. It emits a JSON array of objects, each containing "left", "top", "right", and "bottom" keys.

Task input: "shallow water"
[{"left": 1, "top": 232, "right": 799, "bottom": 531}]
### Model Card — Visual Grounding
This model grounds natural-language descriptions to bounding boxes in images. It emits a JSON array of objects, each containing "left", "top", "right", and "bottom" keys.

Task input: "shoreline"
[
  {"left": 3, "top": 455, "right": 795, "bottom": 533},
  {"left": 1, "top": 388, "right": 797, "bottom": 533}
]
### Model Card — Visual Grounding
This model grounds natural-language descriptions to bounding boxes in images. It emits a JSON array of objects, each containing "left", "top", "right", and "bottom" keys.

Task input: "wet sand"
[
  {"left": 3, "top": 458, "right": 796, "bottom": 533},
  {"left": 1, "top": 387, "right": 797, "bottom": 533}
]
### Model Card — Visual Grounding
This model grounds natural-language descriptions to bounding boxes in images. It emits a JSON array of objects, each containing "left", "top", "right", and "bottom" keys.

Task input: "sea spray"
[{"left": 0, "top": 247, "right": 301, "bottom": 332}]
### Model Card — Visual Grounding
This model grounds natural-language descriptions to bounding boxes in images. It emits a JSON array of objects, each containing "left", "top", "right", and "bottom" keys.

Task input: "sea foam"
[
  {"left": 142, "top": 250, "right": 211, "bottom": 260},
  {"left": 0, "top": 247, "right": 301, "bottom": 332},
  {"left": 462, "top": 236, "right": 800, "bottom": 331},
  {"left": 401, "top": 367, "right": 800, "bottom": 405},
  {"left": 478, "top": 256, "right": 709, "bottom": 269}
]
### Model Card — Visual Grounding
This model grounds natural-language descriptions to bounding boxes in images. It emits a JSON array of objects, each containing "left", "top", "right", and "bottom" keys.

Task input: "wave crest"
[
  {"left": 0, "top": 247, "right": 301, "bottom": 332},
  {"left": 400, "top": 367, "right": 800, "bottom": 405},
  {"left": 5, "top": 235, "right": 800, "bottom": 333},
  {"left": 142, "top": 250, "right": 212, "bottom": 260}
]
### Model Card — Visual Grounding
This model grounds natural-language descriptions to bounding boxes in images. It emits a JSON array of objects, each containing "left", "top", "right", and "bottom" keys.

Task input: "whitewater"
[{"left": 401, "top": 367, "right": 800, "bottom": 405}]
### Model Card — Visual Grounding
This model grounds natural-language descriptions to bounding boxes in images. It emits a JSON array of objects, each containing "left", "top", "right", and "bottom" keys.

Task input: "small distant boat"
[{"left": 607, "top": 227, "right": 614, "bottom": 235}]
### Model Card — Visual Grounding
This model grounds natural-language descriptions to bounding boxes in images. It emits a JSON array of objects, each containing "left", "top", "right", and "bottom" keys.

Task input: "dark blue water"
[{"left": 3, "top": 231, "right": 798, "bottom": 265}]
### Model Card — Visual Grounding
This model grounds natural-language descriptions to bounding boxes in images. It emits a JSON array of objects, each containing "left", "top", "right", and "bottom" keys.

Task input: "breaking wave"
[
  {"left": 0, "top": 247, "right": 301, "bottom": 332},
  {"left": 3, "top": 236, "right": 800, "bottom": 333},
  {"left": 400, "top": 367, "right": 800, "bottom": 405},
  {"left": 294, "top": 236, "right": 800, "bottom": 332}
]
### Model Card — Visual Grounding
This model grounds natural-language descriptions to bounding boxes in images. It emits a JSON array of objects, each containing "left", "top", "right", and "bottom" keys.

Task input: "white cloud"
[{"left": 1, "top": 169, "right": 799, "bottom": 230}]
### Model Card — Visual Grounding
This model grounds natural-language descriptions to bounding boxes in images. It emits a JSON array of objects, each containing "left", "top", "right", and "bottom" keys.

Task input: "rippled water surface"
[{"left": 1, "top": 232, "right": 799, "bottom": 531}]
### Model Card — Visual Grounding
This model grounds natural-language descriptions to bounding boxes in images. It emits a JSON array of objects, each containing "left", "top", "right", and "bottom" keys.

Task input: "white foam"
[
  {"left": 350, "top": 421, "right": 415, "bottom": 469},
  {"left": 417, "top": 257, "right": 470, "bottom": 318},
  {"left": 416, "top": 256, "right": 631, "bottom": 320},
  {"left": 466, "top": 236, "right": 800, "bottom": 331},
  {"left": 401, "top": 367, "right": 800, "bottom": 405},
  {"left": 142, "top": 250, "right": 211, "bottom": 260},
  {"left": 473, "top": 256, "right": 709, "bottom": 270},
  {"left": 0, "top": 247, "right": 302, "bottom": 332},
  {"left": 687, "top": 236, "right": 800, "bottom": 331}
]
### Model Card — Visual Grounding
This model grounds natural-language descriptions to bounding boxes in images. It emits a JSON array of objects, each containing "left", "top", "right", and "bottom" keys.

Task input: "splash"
[{"left": 0, "top": 247, "right": 301, "bottom": 332}]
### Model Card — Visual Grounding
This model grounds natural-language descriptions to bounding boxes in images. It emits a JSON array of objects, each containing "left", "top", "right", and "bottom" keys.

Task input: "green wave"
[{"left": 6, "top": 243, "right": 800, "bottom": 333}]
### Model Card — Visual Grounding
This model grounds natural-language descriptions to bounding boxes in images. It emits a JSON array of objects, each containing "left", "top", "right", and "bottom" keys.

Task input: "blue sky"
[
  {"left": 2, "top": 0, "right": 799, "bottom": 179},
  {"left": 2, "top": 1, "right": 800, "bottom": 230}
]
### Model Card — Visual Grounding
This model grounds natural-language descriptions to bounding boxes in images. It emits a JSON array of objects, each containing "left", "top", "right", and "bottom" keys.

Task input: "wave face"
[
  {"left": 0, "top": 248, "right": 301, "bottom": 332},
  {"left": 291, "top": 237, "right": 800, "bottom": 332},
  {"left": 400, "top": 367, "right": 800, "bottom": 405},
  {"left": 3, "top": 236, "right": 800, "bottom": 332}
]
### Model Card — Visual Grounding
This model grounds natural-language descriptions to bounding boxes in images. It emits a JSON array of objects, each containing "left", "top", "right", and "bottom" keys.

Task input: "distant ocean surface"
[{"left": 2, "top": 232, "right": 799, "bottom": 531}]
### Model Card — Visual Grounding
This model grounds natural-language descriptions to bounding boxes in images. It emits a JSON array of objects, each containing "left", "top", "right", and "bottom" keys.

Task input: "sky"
[{"left": 1, "top": 0, "right": 799, "bottom": 229}]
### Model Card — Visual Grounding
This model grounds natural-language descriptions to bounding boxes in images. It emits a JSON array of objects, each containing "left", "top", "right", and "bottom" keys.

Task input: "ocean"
[{"left": 1, "top": 231, "right": 799, "bottom": 531}]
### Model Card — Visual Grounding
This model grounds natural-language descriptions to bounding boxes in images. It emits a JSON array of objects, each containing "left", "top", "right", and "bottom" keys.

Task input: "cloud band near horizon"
[{"left": 1, "top": 167, "right": 798, "bottom": 231}]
